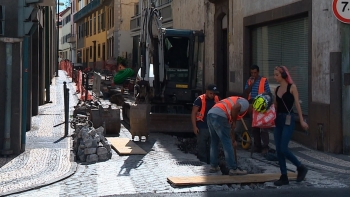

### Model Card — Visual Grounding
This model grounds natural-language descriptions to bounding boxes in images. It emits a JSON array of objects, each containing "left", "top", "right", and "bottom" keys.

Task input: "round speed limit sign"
[{"left": 333, "top": 0, "right": 350, "bottom": 23}]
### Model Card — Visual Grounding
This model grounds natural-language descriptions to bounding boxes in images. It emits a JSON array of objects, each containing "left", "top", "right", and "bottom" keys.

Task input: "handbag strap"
[{"left": 281, "top": 98, "right": 292, "bottom": 114}]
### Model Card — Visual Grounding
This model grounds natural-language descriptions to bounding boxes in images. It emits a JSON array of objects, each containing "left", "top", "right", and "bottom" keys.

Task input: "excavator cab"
[
  {"left": 127, "top": 29, "right": 206, "bottom": 138},
  {"left": 162, "top": 29, "right": 205, "bottom": 105}
]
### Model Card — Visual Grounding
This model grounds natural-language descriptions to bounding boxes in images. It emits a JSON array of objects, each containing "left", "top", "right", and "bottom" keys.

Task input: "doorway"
[{"left": 216, "top": 14, "right": 228, "bottom": 98}]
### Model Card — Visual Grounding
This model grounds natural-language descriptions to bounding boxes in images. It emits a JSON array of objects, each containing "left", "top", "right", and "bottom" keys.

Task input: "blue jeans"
[
  {"left": 197, "top": 128, "right": 210, "bottom": 163},
  {"left": 207, "top": 113, "right": 237, "bottom": 170},
  {"left": 274, "top": 113, "right": 301, "bottom": 175}
]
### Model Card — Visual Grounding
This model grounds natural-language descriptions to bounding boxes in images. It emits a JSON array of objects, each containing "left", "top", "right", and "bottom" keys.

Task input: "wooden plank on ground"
[
  {"left": 168, "top": 172, "right": 297, "bottom": 186},
  {"left": 107, "top": 137, "right": 147, "bottom": 155}
]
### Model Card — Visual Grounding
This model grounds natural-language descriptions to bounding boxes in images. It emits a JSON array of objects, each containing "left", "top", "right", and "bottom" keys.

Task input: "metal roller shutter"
[{"left": 252, "top": 17, "right": 309, "bottom": 115}]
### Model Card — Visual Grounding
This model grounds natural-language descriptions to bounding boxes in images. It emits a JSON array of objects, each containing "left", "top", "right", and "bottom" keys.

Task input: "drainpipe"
[
  {"left": 45, "top": 6, "right": 51, "bottom": 102},
  {"left": 21, "top": 36, "right": 29, "bottom": 152},
  {"left": 0, "top": 37, "right": 23, "bottom": 155}
]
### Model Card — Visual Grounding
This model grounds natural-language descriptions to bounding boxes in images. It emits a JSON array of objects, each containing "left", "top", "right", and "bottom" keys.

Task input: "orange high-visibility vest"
[
  {"left": 214, "top": 96, "right": 248, "bottom": 122},
  {"left": 248, "top": 77, "right": 267, "bottom": 100},
  {"left": 196, "top": 94, "right": 220, "bottom": 121}
]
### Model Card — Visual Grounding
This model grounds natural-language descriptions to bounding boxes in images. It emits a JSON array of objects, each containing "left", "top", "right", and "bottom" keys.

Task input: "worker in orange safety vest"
[
  {"left": 207, "top": 96, "right": 250, "bottom": 175},
  {"left": 243, "top": 65, "right": 271, "bottom": 155},
  {"left": 191, "top": 84, "right": 220, "bottom": 164}
]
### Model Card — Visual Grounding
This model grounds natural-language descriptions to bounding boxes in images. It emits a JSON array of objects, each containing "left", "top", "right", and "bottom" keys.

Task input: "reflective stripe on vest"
[
  {"left": 214, "top": 96, "right": 247, "bottom": 122},
  {"left": 196, "top": 94, "right": 219, "bottom": 122},
  {"left": 248, "top": 77, "right": 267, "bottom": 100}
]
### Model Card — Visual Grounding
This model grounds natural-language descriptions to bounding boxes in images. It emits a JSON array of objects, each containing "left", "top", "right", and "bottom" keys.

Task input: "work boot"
[
  {"left": 209, "top": 166, "right": 220, "bottom": 173},
  {"left": 229, "top": 168, "right": 247, "bottom": 176},
  {"left": 274, "top": 174, "right": 289, "bottom": 186},
  {"left": 297, "top": 164, "right": 308, "bottom": 182}
]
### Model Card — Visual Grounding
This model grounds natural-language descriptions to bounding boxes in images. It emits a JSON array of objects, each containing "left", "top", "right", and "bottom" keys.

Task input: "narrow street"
[{"left": 1, "top": 71, "right": 349, "bottom": 196}]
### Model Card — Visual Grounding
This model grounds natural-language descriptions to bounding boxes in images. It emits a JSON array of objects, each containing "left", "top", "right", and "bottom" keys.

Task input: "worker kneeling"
[{"left": 207, "top": 96, "right": 249, "bottom": 175}]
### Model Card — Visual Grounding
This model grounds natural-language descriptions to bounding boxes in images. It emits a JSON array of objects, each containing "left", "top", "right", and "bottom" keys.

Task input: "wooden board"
[
  {"left": 168, "top": 172, "right": 297, "bottom": 186},
  {"left": 107, "top": 137, "right": 147, "bottom": 155}
]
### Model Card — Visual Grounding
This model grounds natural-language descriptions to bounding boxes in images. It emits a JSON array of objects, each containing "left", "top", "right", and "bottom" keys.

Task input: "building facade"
[
  {"left": 0, "top": 0, "right": 58, "bottom": 154},
  {"left": 128, "top": 0, "right": 350, "bottom": 154},
  {"left": 60, "top": 7, "right": 72, "bottom": 60},
  {"left": 207, "top": 0, "right": 350, "bottom": 154}
]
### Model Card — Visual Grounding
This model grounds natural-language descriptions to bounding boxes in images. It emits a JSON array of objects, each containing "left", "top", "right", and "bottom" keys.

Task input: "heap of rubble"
[{"left": 73, "top": 125, "right": 112, "bottom": 163}]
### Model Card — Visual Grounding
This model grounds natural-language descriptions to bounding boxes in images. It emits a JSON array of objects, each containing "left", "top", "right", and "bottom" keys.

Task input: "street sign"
[{"left": 333, "top": 0, "right": 350, "bottom": 23}]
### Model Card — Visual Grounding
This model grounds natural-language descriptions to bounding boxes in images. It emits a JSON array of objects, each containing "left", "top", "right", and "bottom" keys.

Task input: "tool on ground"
[{"left": 240, "top": 119, "right": 254, "bottom": 157}]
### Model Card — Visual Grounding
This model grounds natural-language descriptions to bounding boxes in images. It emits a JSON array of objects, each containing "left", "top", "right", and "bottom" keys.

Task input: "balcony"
[
  {"left": 130, "top": 2, "right": 172, "bottom": 32},
  {"left": 67, "top": 34, "right": 76, "bottom": 43},
  {"left": 73, "top": 0, "right": 101, "bottom": 23}
]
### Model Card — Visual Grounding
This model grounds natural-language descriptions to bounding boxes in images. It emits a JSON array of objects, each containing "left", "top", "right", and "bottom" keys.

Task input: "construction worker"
[
  {"left": 244, "top": 65, "right": 271, "bottom": 155},
  {"left": 207, "top": 96, "right": 249, "bottom": 175},
  {"left": 191, "top": 84, "right": 220, "bottom": 164}
]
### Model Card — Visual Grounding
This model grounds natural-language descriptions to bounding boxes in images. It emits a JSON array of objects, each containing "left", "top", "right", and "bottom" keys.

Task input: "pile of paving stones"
[{"left": 73, "top": 125, "right": 113, "bottom": 163}]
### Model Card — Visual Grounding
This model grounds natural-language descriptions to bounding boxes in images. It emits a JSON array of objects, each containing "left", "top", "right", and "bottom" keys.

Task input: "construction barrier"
[{"left": 60, "top": 60, "right": 92, "bottom": 101}]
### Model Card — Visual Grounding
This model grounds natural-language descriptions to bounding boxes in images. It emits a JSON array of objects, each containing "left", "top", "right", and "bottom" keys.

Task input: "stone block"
[
  {"left": 84, "top": 148, "right": 97, "bottom": 155},
  {"left": 94, "top": 134, "right": 101, "bottom": 142},
  {"left": 89, "top": 129, "right": 97, "bottom": 137},
  {"left": 84, "top": 139, "right": 93, "bottom": 148},
  {"left": 79, "top": 154, "right": 86, "bottom": 162},
  {"left": 98, "top": 154, "right": 109, "bottom": 161},
  {"left": 96, "top": 126, "right": 105, "bottom": 136},
  {"left": 97, "top": 147, "right": 108, "bottom": 155},
  {"left": 104, "top": 144, "right": 111, "bottom": 152},
  {"left": 86, "top": 154, "right": 98, "bottom": 163},
  {"left": 78, "top": 148, "right": 85, "bottom": 156},
  {"left": 91, "top": 139, "right": 99, "bottom": 148}
]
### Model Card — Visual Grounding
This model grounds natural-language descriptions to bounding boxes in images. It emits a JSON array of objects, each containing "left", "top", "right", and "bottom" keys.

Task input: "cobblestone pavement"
[
  {"left": 2, "top": 71, "right": 350, "bottom": 197},
  {"left": 8, "top": 126, "right": 350, "bottom": 197},
  {"left": 0, "top": 71, "right": 78, "bottom": 196}
]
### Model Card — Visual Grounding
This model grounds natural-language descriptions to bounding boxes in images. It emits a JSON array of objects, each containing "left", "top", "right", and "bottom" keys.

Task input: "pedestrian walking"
[
  {"left": 244, "top": 65, "right": 271, "bottom": 155},
  {"left": 207, "top": 96, "right": 249, "bottom": 175},
  {"left": 273, "top": 66, "right": 309, "bottom": 186},
  {"left": 191, "top": 84, "right": 220, "bottom": 164}
]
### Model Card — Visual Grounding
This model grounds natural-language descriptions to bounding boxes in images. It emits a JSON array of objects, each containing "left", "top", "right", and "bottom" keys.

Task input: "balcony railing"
[
  {"left": 130, "top": 2, "right": 172, "bottom": 32},
  {"left": 73, "top": 0, "right": 101, "bottom": 23}
]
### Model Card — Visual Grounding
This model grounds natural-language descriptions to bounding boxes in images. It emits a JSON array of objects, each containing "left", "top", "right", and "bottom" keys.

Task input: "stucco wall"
[
  {"left": 61, "top": 9, "right": 71, "bottom": 56},
  {"left": 117, "top": 30, "right": 134, "bottom": 62},
  {"left": 227, "top": 0, "right": 342, "bottom": 102},
  {"left": 229, "top": 0, "right": 302, "bottom": 93},
  {"left": 172, "top": 0, "right": 216, "bottom": 86},
  {"left": 311, "top": 0, "right": 341, "bottom": 104}
]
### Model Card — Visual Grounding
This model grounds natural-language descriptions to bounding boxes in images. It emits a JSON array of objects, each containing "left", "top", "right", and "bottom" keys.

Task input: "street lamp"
[{"left": 57, "top": 1, "right": 64, "bottom": 77}]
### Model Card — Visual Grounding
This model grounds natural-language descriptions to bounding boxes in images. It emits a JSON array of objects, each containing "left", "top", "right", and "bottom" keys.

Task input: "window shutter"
[{"left": 252, "top": 17, "right": 309, "bottom": 115}]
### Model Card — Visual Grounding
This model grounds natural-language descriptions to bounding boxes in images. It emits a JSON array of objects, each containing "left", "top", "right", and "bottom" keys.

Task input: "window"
[
  {"left": 90, "top": 17, "right": 92, "bottom": 36},
  {"left": 86, "top": 20, "right": 89, "bottom": 37},
  {"left": 251, "top": 17, "right": 309, "bottom": 115},
  {"left": 98, "top": 44, "right": 100, "bottom": 57},
  {"left": 86, "top": 48, "right": 89, "bottom": 62},
  {"left": 94, "top": 14, "right": 96, "bottom": 34},
  {"left": 135, "top": 3, "right": 139, "bottom": 15},
  {"left": 98, "top": 13, "right": 100, "bottom": 32},
  {"left": 90, "top": 46, "right": 92, "bottom": 58},
  {"left": 102, "top": 43, "right": 105, "bottom": 60},
  {"left": 101, "top": 12, "right": 105, "bottom": 30}
]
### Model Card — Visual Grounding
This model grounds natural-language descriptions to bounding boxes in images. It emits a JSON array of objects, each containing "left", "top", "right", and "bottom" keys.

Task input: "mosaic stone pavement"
[
  {"left": 0, "top": 71, "right": 78, "bottom": 196},
  {"left": 7, "top": 126, "right": 350, "bottom": 197}
]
